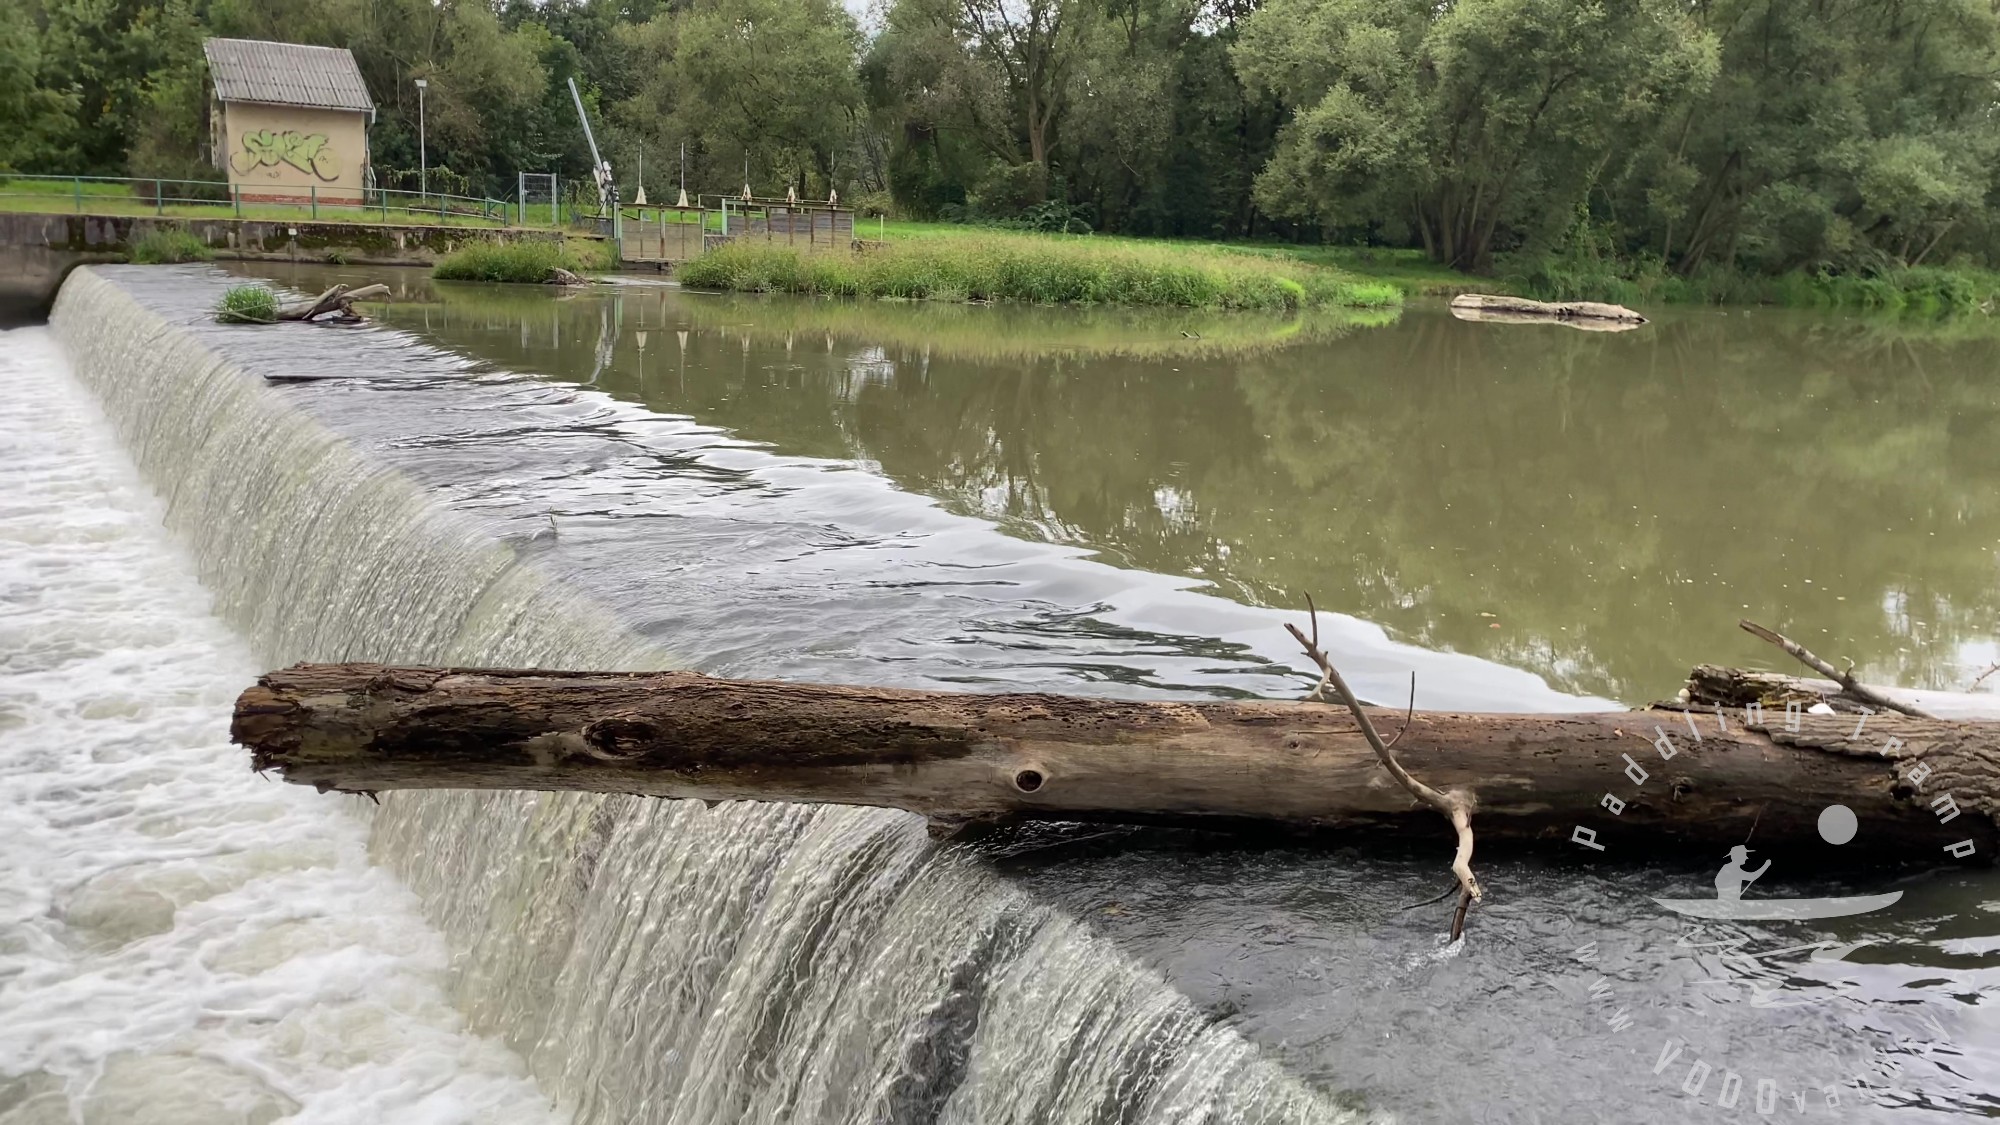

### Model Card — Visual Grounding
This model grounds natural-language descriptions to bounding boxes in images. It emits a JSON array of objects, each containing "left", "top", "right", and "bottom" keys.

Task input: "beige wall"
[{"left": 221, "top": 103, "right": 369, "bottom": 203}]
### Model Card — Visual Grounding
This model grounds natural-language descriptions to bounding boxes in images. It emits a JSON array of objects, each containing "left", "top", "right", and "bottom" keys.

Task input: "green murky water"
[{"left": 265, "top": 266, "right": 2000, "bottom": 705}]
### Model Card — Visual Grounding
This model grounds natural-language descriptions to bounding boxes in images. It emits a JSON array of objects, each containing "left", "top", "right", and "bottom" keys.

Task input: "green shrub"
[
  {"left": 432, "top": 238, "right": 606, "bottom": 283},
  {"left": 214, "top": 284, "right": 279, "bottom": 324},
  {"left": 129, "top": 226, "right": 211, "bottom": 264},
  {"left": 1503, "top": 249, "right": 2000, "bottom": 314},
  {"left": 677, "top": 233, "right": 1401, "bottom": 311},
  {"left": 853, "top": 191, "right": 894, "bottom": 220}
]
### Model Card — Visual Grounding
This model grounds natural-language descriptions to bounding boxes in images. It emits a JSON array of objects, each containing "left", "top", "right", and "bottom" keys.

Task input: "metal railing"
[{"left": 0, "top": 173, "right": 552, "bottom": 228}]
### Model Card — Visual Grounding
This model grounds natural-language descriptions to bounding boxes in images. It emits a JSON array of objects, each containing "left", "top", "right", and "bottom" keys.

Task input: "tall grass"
[
  {"left": 214, "top": 284, "right": 279, "bottom": 323},
  {"left": 433, "top": 238, "right": 611, "bottom": 283},
  {"left": 677, "top": 234, "right": 1402, "bottom": 311},
  {"left": 1505, "top": 253, "right": 2000, "bottom": 315},
  {"left": 129, "top": 226, "right": 211, "bottom": 264}
]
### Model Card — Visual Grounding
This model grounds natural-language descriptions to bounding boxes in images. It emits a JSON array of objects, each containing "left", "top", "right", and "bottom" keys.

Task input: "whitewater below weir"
[{"left": 0, "top": 326, "right": 564, "bottom": 1125}]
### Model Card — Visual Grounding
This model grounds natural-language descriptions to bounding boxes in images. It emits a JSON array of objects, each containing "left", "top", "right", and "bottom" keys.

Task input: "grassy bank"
[
  {"left": 676, "top": 231, "right": 1402, "bottom": 311},
  {"left": 432, "top": 238, "right": 613, "bottom": 284},
  {"left": 871, "top": 221, "right": 1495, "bottom": 299},
  {"left": 867, "top": 220, "right": 2000, "bottom": 314},
  {"left": 1506, "top": 257, "right": 2000, "bottom": 315},
  {"left": 129, "top": 226, "right": 211, "bottom": 264}
]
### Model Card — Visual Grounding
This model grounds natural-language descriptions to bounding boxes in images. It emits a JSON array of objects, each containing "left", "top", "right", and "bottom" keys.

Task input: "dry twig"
[
  {"left": 1739, "top": 620, "right": 1934, "bottom": 719},
  {"left": 1969, "top": 662, "right": 2000, "bottom": 692},
  {"left": 1288, "top": 596, "right": 1482, "bottom": 941}
]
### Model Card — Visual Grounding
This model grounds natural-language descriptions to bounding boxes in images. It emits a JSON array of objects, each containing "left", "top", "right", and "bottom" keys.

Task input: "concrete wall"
[
  {"left": 221, "top": 102, "right": 370, "bottom": 204},
  {"left": 0, "top": 213, "right": 589, "bottom": 324}
]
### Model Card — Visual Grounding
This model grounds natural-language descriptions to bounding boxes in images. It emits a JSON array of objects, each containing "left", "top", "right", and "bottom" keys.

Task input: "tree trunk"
[{"left": 234, "top": 663, "right": 2000, "bottom": 856}]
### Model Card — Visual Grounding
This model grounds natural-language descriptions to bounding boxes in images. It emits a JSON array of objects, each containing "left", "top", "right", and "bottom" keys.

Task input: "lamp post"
[{"left": 414, "top": 78, "right": 428, "bottom": 207}]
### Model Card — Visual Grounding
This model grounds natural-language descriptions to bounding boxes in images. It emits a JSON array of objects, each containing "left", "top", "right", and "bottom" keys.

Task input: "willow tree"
[
  {"left": 881, "top": 0, "right": 1096, "bottom": 205},
  {"left": 615, "top": 0, "right": 862, "bottom": 195},
  {"left": 1613, "top": 0, "right": 2000, "bottom": 276},
  {"left": 1235, "top": 0, "right": 1718, "bottom": 270}
]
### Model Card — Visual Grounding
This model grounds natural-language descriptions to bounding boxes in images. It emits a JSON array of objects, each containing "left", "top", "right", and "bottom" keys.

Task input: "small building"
[{"left": 204, "top": 38, "right": 374, "bottom": 206}]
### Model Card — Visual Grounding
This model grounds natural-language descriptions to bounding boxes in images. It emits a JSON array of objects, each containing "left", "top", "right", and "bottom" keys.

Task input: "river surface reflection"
[{"left": 258, "top": 265, "right": 2000, "bottom": 705}]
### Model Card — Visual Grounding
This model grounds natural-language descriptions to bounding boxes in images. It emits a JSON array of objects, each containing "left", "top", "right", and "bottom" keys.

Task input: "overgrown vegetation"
[
  {"left": 432, "top": 239, "right": 611, "bottom": 284},
  {"left": 677, "top": 235, "right": 1401, "bottom": 310},
  {"left": 214, "top": 284, "right": 278, "bottom": 324},
  {"left": 127, "top": 225, "right": 209, "bottom": 264},
  {"left": 11, "top": 0, "right": 2000, "bottom": 302}
]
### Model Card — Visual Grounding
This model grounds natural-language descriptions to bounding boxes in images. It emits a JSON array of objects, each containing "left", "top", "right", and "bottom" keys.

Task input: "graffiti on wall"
[{"left": 230, "top": 130, "right": 342, "bottom": 181}]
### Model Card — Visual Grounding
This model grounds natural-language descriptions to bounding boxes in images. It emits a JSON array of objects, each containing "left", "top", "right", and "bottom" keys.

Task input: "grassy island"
[
  {"left": 675, "top": 231, "right": 1401, "bottom": 311},
  {"left": 432, "top": 240, "right": 613, "bottom": 284}
]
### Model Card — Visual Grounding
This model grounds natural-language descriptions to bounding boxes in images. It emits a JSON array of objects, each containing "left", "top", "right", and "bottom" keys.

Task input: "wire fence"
[{"left": 0, "top": 174, "right": 552, "bottom": 229}]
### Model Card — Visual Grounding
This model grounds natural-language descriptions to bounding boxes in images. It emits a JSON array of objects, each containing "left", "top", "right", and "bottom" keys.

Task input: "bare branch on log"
[
  {"left": 1740, "top": 620, "right": 1935, "bottom": 719},
  {"left": 1287, "top": 597, "right": 1482, "bottom": 942},
  {"left": 1970, "top": 662, "right": 2000, "bottom": 692}
]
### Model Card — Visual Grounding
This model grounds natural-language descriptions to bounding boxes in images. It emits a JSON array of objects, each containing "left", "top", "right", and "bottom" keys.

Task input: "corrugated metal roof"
[{"left": 204, "top": 38, "right": 373, "bottom": 113}]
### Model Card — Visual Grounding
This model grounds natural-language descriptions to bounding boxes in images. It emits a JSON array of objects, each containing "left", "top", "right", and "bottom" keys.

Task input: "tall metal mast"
[{"left": 566, "top": 76, "right": 620, "bottom": 253}]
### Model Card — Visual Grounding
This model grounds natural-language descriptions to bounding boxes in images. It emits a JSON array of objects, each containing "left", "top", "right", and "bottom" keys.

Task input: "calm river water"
[{"left": 229, "top": 264, "right": 2000, "bottom": 1122}]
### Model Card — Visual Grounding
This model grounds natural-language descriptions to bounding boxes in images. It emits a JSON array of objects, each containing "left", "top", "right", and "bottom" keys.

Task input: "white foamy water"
[{"left": 0, "top": 326, "right": 565, "bottom": 1125}]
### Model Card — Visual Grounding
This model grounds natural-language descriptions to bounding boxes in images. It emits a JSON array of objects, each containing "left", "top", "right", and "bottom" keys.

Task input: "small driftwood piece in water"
[
  {"left": 1972, "top": 663, "right": 2000, "bottom": 692},
  {"left": 277, "top": 283, "right": 391, "bottom": 323},
  {"left": 233, "top": 662, "right": 2000, "bottom": 858},
  {"left": 1449, "top": 293, "right": 1647, "bottom": 329}
]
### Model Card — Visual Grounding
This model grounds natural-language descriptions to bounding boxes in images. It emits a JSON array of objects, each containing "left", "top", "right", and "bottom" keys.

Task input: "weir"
[{"left": 46, "top": 266, "right": 1360, "bottom": 1124}]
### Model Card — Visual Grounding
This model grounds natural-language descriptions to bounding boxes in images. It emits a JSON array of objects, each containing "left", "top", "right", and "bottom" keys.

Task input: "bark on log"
[
  {"left": 233, "top": 663, "right": 2000, "bottom": 856},
  {"left": 1449, "top": 293, "right": 1647, "bottom": 328}
]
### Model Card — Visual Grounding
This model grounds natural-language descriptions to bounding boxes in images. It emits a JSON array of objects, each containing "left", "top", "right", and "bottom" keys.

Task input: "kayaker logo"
[
  {"left": 1657, "top": 820, "right": 1900, "bottom": 922},
  {"left": 1566, "top": 697, "right": 1978, "bottom": 1114}
]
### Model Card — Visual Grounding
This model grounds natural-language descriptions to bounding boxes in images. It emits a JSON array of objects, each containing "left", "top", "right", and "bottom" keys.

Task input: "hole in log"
[{"left": 1013, "top": 769, "right": 1045, "bottom": 793}]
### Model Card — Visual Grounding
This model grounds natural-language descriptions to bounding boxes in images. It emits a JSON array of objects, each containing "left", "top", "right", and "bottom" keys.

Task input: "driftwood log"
[
  {"left": 277, "top": 283, "right": 390, "bottom": 323},
  {"left": 233, "top": 662, "right": 2000, "bottom": 857},
  {"left": 1450, "top": 293, "right": 1647, "bottom": 329}
]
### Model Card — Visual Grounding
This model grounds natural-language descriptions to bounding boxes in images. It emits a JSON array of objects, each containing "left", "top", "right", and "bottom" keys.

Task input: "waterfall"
[{"left": 47, "top": 267, "right": 1364, "bottom": 1125}]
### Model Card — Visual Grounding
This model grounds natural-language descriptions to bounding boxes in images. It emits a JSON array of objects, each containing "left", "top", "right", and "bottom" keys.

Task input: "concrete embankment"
[{"left": 0, "top": 212, "right": 586, "bottom": 323}]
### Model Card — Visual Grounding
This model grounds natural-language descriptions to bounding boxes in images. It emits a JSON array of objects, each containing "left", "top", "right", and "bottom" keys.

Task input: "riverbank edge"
[{"left": 870, "top": 221, "right": 2000, "bottom": 314}]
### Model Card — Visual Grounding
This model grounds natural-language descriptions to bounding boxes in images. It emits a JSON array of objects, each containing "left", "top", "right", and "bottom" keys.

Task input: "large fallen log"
[
  {"left": 1449, "top": 292, "right": 1647, "bottom": 328},
  {"left": 234, "top": 663, "right": 1999, "bottom": 856}
]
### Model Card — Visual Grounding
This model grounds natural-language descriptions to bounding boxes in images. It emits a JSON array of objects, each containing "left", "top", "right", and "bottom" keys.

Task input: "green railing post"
[
  {"left": 233, "top": 185, "right": 242, "bottom": 217},
  {"left": 155, "top": 179, "right": 163, "bottom": 216},
  {"left": 73, "top": 177, "right": 81, "bottom": 213},
  {"left": 311, "top": 185, "right": 318, "bottom": 221}
]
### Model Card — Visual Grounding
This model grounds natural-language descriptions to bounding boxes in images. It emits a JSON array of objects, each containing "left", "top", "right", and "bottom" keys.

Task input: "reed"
[
  {"left": 432, "top": 238, "right": 610, "bottom": 283},
  {"left": 214, "top": 284, "right": 278, "bottom": 323},
  {"left": 677, "top": 233, "right": 1401, "bottom": 311},
  {"left": 128, "top": 226, "right": 212, "bottom": 264}
]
